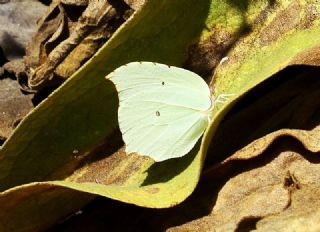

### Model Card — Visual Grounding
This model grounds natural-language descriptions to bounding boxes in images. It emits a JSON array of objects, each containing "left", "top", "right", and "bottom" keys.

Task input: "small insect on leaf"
[{"left": 107, "top": 62, "right": 213, "bottom": 162}]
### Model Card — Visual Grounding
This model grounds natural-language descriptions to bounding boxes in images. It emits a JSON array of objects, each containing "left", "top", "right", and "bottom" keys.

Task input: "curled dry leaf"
[
  {"left": 25, "top": 0, "right": 136, "bottom": 90},
  {"left": 61, "top": 0, "right": 88, "bottom": 5},
  {"left": 124, "top": 0, "right": 145, "bottom": 10}
]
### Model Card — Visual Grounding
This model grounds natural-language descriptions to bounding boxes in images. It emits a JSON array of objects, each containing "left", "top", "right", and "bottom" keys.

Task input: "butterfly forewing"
[{"left": 108, "top": 62, "right": 212, "bottom": 161}]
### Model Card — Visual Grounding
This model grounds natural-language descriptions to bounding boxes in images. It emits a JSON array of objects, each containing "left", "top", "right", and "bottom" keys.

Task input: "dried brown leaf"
[
  {"left": 168, "top": 147, "right": 320, "bottom": 232},
  {"left": 61, "top": 0, "right": 88, "bottom": 6},
  {"left": 124, "top": 0, "right": 145, "bottom": 10},
  {"left": 25, "top": 0, "right": 134, "bottom": 90}
]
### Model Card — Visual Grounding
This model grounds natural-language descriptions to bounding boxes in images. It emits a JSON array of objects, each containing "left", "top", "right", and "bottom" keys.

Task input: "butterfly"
[{"left": 107, "top": 62, "right": 213, "bottom": 162}]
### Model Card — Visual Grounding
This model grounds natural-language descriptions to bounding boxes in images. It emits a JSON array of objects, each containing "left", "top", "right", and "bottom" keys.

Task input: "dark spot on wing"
[
  {"left": 156, "top": 111, "right": 160, "bottom": 116},
  {"left": 162, "top": 81, "right": 165, "bottom": 85}
]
